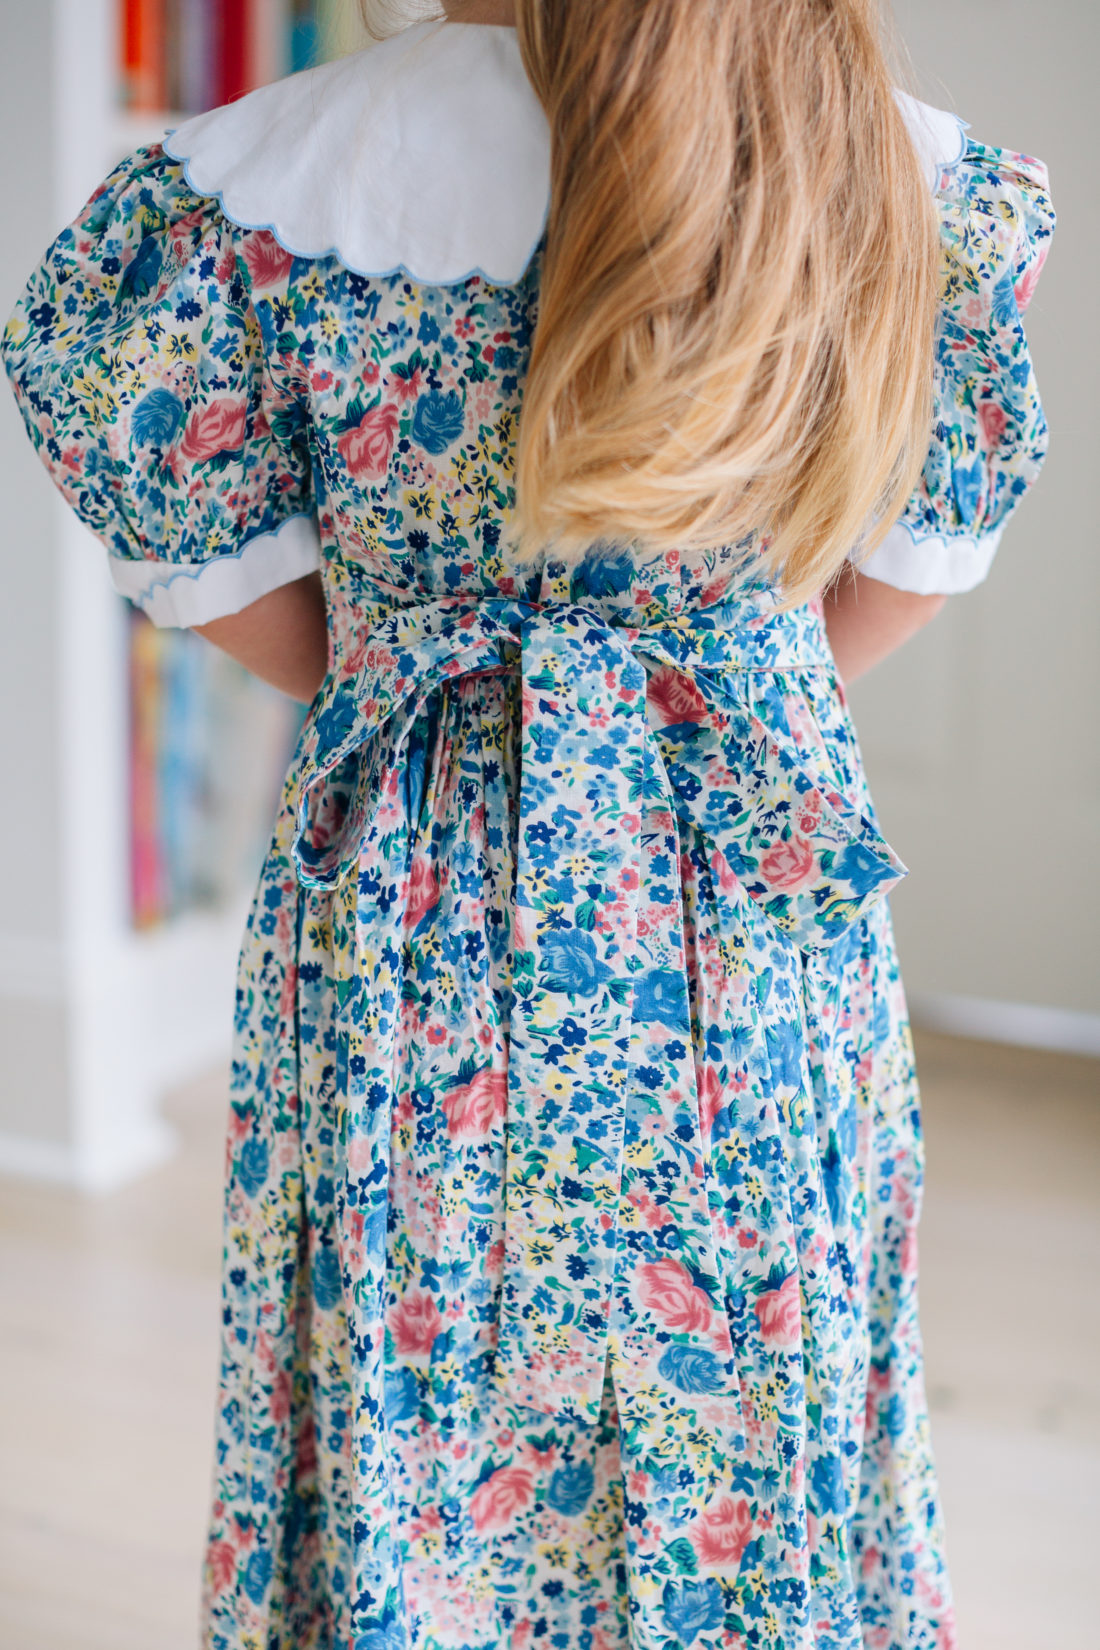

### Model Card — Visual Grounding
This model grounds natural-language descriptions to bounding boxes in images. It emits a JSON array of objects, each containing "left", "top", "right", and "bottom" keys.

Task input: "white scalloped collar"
[{"left": 163, "top": 21, "right": 966, "bottom": 288}]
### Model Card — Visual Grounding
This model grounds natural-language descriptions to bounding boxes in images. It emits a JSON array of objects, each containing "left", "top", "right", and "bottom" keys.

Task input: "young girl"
[{"left": 3, "top": 2, "right": 1052, "bottom": 1645}]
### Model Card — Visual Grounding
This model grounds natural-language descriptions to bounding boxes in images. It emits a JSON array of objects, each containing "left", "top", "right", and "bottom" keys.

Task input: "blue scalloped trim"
[
  {"left": 111, "top": 508, "right": 319, "bottom": 605},
  {"left": 890, "top": 516, "right": 987, "bottom": 552},
  {"left": 161, "top": 132, "right": 548, "bottom": 290}
]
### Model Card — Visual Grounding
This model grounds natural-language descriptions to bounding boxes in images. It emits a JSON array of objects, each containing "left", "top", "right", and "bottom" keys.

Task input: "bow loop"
[{"left": 292, "top": 599, "right": 535, "bottom": 889}]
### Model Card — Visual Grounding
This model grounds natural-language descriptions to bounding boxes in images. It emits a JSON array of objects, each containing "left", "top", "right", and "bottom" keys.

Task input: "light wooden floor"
[{"left": 0, "top": 1030, "right": 1096, "bottom": 1649}]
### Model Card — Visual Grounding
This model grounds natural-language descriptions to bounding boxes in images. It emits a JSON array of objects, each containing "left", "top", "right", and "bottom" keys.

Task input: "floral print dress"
[{"left": 2, "top": 25, "right": 1053, "bottom": 1650}]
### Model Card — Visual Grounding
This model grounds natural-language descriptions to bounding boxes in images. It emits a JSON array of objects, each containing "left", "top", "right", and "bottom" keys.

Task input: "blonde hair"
[{"left": 364, "top": 1, "right": 939, "bottom": 605}]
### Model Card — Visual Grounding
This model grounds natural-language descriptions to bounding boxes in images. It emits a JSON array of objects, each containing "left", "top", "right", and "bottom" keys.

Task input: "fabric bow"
[{"left": 290, "top": 596, "right": 905, "bottom": 1428}]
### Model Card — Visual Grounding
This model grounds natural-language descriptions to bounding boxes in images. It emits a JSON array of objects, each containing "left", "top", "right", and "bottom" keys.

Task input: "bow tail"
[
  {"left": 658, "top": 703, "right": 906, "bottom": 956},
  {"left": 491, "top": 615, "right": 648, "bottom": 1425},
  {"left": 607, "top": 761, "right": 747, "bottom": 1460}
]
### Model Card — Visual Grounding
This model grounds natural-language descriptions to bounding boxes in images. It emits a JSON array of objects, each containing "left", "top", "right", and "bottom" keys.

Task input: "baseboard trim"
[{"left": 909, "top": 993, "right": 1100, "bottom": 1060}]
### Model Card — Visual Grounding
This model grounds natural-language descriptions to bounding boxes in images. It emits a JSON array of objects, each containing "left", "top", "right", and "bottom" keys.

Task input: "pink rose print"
[
  {"left": 690, "top": 1493, "right": 754, "bottom": 1568},
  {"left": 346, "top": 1135, "right": 377, "bottom": 1179},
  {"left": 337, "top": 403, "right": 399, "bottom": 481},
  {"left": 1014, "top": 247, "right": 1048, "bottom": 314},
  {"left": 978, "top": 401, "right": 1009, "bottom": 450},
  {"left": 206, "top": 1538, "right": 236, "bottom": 1596},
  {"left": 406, "top": 857, "right": 440, "bottom": 927},
  {"left": 179, "top": 397, "right": 247, "bottom": 463},
  {"left": 390, "top": 1289, "right": 443, "bottom": 1356},
  {"left": 442, "top": 1066, "right": 507, "bottom": 1139},
  {"left": 758, "top": 836, "right": 816, "bottom": 893},
  {"left": 753, "top": 1272, "right": 803, "bottom": 1350},
  {"left": 470, "top": 1464, "right": 534, "bottom": 1533},
  {"left": 240, "top": 230, "right": 295, "bottom": 288},
  {"left": 646, "top": 666, "right": 710, "bottom": 728},
  {"left": 636, "top": 1257, "right": 714, "bottom": 1332},
  {"left": 698, "top": 1065, "right": 725, "bottom": 1144},
  {"left": 795, "top": 792, "right": 823, "bottom": 836}
]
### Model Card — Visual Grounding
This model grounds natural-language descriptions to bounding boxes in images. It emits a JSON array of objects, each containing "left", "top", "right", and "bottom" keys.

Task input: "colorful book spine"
[
  {"left": 120, "top": 0, "right": 167, "bottom": 112},
  {"left": 249, "top": 0, "right": 284, "bottom": 91},
  {"left": 176, "top": 0, "right": 214, "bottom": 113},
  {"left": 121, "top": 1, "right": 311, "bottom": 117},
  {"left": 289, "top": 0, "right": 321, "bottom": 72},
  {"left": 214, "top": 0, "right": 250, "bottom": 105}
]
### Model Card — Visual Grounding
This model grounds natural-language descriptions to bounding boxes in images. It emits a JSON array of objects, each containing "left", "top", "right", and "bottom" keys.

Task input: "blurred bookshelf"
[
  {"left": 112, "top": 4, "right": 348, "bottom": 950},
  {"left": 112, "top": 4, "right": 367, "bottom": 933},
  {"left": 1, "top": 0, "right": 370, "bottom": 1192},
  {"left": 117, "top": 0, "right": 366, "bottom": 122},
  {"left": 127, "top": 612, "right": 303, "bottom": 931}
]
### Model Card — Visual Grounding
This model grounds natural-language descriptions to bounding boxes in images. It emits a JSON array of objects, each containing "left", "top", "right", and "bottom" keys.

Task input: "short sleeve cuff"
[
  {"left": 108, "top": 512, "right": 323, "bottom": 627},
  {"left": 856, "top": 519, "right": 1004, "bottom": 595}
]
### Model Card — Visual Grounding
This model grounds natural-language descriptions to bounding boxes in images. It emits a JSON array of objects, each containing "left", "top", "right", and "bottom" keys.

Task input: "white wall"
[
  {"left": 0, "top": 0, "right": 73, "bottom": 1138},
  {"left": 851, "top": 0, "right": 1100, "bottom": 1030}
]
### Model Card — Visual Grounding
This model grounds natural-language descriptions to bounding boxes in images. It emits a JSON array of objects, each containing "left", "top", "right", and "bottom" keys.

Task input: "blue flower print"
[
  {"left": 237, "top": 1135, "right": 269, "bottom": 1198},
  {"left": 764, "top": 1019, "right": 803, "bottom": 1089},
  {"left": 384, "top": 1364, "right": 420, "bottom": 1424},
  {"left": 809, "top": 1452, "right": 847, "bottom": 1516},
  {"left": 411, "top": 389, "right": 465, "bottom": 455},
  {"left": 833, "top": 839, "right": 896, "bottom": 896},
  {"left": 131, "top": 387, "right": 183, "bottom": 446},
  {"left": 538, "top": 929, "right": 613, "bottom": 997},
  {"left": 991, "top": 270, "right": 1020, "bottom": 329},
  {"left": 312, "top": 1247, "right": 343, "bottom": 1311},
  {"left": 546, "top": 1460, "right": 595, "bottom": 1517},
  {"left": 633, "top": 967, "right": 690, "bottom": 1030},
  {"left": 354, "top": 1625, "right": 405, "bottom": 1650},
  {"left": 242, "top": 1546, "right": 273, "bottom": 1606},
  {"left": 662, "top": 1577, "right": 725, "bottom": 1644},
  {"left": 657, "top": 1343, "right": 727, "bottom": 1396},
  {"left": 117, "top": 233, "right": 163, "bottom": 304},
  {"left": 572, "top": 549, "right": 636, "bottom": 599},
  {"left": 951, "top": 458, "right": 984, "bottom": 524}
]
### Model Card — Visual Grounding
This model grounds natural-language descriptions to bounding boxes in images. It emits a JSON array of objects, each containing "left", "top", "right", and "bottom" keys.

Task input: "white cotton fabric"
[
  {"left": 164, "top": 22, "right": 552, "bottom": 288},
  {"left": 109, "top": 512, "right": 322, "bottom": 629},
  {"left": 858, "top": 520, "right": 1004, "bottom": 596}
]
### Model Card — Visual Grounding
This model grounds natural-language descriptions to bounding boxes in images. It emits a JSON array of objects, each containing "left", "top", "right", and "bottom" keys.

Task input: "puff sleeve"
[
  {"left": 2, "top": 144, "right": 320, "bottom": 627},
  {"left": 859, "top": 136, "right": 1055, "bottom": 595}
]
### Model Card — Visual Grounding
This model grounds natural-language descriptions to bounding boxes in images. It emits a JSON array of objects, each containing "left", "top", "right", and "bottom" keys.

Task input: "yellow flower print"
[
  {"left": 526, "top": 1235, "right": 558, "bottom": 1268},
  {"left": 538, "top": 1543, "right": 571, "bottom": 1570},
  {"left": 404, "top": 489, "right": 435, "bottom": 520}
]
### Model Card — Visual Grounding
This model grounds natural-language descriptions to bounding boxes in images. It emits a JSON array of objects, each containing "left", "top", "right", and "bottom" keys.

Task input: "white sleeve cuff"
[
  {"left": 856, "top": 519, "right": 1004, "bottom": 595},
  {"left": 108, "top": 512, "right": 322, "bottom": 627}
]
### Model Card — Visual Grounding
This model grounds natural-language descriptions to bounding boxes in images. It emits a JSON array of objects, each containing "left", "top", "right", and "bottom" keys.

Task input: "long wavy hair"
[{"left": 361, "top": 1, "right": 939, "bottom": 605}]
